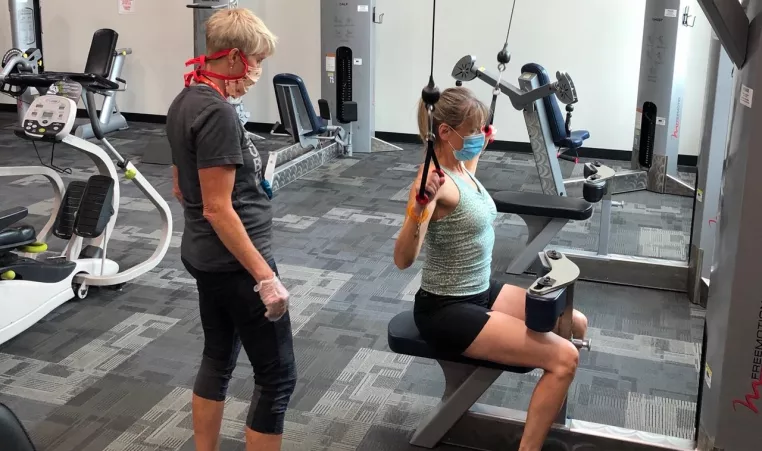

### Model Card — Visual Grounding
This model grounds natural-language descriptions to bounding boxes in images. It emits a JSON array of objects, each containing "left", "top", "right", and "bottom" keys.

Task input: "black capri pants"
[{"left": 183, "top": 258, "right": 297, "bottom": 434}]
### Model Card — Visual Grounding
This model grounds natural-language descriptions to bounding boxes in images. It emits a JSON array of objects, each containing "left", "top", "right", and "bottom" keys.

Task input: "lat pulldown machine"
[{"left": 390, "top": 1, "right": 762, "bottom": 450}]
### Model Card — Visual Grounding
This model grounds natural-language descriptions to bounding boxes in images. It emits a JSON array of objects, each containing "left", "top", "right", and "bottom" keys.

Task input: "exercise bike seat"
[
  {"left": 0, "top": 226, "right": 36, "bottom": 252},
  {"left": 0, "top": 402, "right": 37, "bottom": 451}
]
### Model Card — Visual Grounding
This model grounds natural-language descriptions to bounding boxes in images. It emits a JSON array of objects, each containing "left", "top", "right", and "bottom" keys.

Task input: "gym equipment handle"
[
  {"left": 85, "top": 91, "right": 105, "bottom": 141},
  {"left": 186, "top": 2, "right": 228, "bottom": 9}
]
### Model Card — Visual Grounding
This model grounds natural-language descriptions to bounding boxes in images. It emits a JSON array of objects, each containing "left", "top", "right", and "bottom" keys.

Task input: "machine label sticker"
[
  {"left": 119, "top": 0, "right": 136, "bottom": 14},
  {"left": 741, "top": 85, "right": 754, "bottom": 108},
  {"left": 665, "top": 9, "right": 678, "bottom": 18},
  {"left": 656, "top": 117, "right": 667, "bottom": 126},
  {"left": 635, "top": 110, "right": 642, "bottom": 130},
  {"left": 358, "top": 5, "right": 369, "bottom": 12},
  {"left": 697, "top": 189, "right": 704, "bottom": 202},
  {"left": 705, "top": 364, "right": 712, "bottom": 388},
  {"left": 326, "top": 54, "right": 336, "bottom": 72},
  {"left": 354, "top": 58, "right": 363, "bottom": 66}
]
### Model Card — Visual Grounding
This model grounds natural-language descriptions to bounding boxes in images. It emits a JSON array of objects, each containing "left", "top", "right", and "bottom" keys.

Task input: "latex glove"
[{"left": 254, "top": 275, "right": 290, "bottom": 321}]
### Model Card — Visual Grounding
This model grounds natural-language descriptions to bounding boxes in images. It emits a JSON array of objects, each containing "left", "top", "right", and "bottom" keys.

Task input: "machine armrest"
[
  {"left": 0, "top": 207, "right": 28, "bottom": 231},
  {"left": 491, "top": 191, "right": 593, "bottom": 221}
]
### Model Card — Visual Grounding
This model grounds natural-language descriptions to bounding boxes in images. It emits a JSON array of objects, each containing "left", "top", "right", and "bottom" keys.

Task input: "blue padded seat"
[
  {"left": 272, "top": 73, "right": 326, "bottom": 136},
  {"left": 521, "top": 63, "right": 590, "bottom": 150},
  {"left": 388, "top": 311, "right": 535, "bottom": 374},
  {"left": 492, "top": 191, "right": 593, "bottom": 221}
]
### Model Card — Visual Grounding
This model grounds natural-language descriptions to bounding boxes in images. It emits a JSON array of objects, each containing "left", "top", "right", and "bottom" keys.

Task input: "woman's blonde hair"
[
  {"left": 417, "top": 86, "right": 489, "bottom": 143},
  {"left": 205, "top": 8, "right": 277, "bottom": 58}
]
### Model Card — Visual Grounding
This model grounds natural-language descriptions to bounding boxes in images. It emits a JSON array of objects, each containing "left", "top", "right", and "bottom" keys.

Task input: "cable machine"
[{"left": 320, "top": 0, "right": 401, "bottom": 153}]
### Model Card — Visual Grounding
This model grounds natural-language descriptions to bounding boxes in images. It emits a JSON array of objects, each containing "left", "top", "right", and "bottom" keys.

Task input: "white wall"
[
  {"left": 0, "top": 0, "right": 713, "bottom": 155},
  {"left": 0, "top": 0, "right": 193, "bottom": 112}
]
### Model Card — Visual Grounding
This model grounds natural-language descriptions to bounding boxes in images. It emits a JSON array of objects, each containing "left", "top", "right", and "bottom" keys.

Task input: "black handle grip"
[
  {"left": 85, "top": 90, "right": 105, "bottom": 140},
  {"left": 558, "top": 153, "right": 577, "bottom": 163},
  {"left": 186, "top": 3, "right": 227, "bottom": 9}
]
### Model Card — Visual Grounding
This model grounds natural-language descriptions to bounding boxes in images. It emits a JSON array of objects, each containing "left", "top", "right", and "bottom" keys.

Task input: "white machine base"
[{"left": 0, "top": 258, "right": 118, "bottom": 346}]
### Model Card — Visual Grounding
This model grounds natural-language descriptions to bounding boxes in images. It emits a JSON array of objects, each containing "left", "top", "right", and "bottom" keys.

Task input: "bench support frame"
[{"left": 505, "top": 216, "right": 569, "bottom": 276}]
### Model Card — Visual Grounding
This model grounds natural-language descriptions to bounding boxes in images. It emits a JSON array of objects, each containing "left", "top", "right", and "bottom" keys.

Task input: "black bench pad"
[
  {"left": 388, "top": 311, "right": 534, "bottom": 374},
  {"left": 492, "top": 191, "right": 593, "bottom": 221}
]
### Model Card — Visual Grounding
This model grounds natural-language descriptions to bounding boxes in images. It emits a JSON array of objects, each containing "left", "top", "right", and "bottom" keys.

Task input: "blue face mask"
[{"left": 448, "top": 129, "right": 485, "bottom": 161}]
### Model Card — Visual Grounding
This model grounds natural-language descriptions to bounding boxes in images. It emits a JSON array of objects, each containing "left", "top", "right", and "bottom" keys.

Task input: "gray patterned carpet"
[{"left": 0, "top": 112, "right": 702, "bottom": 450}]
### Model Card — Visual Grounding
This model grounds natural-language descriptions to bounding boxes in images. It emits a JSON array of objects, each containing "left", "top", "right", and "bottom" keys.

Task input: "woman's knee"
[
  {"left": 193, "top": 354, "right": 238, "bottom": 401},
  {"left": 548, "top": 339, "right": 579, "bottom": 378}
]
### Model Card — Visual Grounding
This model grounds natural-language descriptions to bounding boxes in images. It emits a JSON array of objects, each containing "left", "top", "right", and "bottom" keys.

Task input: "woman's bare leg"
[
  {"left": 490, "top": 284, "right": 588, "bottom": 338},
  {"left": 464, "top": 311, "right": 579, "bottom": 451}
]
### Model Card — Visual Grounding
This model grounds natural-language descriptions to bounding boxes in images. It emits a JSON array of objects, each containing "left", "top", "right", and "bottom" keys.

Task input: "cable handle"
[
  {"left": 416, "top": 105, "right": 444, "bottom": 205},
  {"left": 416, "top": 1, "right": 444, "bottom": 207}
]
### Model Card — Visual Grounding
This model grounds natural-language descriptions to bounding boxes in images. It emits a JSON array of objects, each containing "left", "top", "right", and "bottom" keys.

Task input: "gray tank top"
[{"left": 420, "top": 166, "right": 498, "bottom": 296}]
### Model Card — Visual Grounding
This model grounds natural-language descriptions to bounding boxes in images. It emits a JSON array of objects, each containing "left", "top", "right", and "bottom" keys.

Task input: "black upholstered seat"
[
  {"left": 492, "top": 191, "right": 593, "bottom": 221},
  {"left": 388, "top": 311, "right": 534, "bottom": 374},
  {"left": 0, "top": 402, "right": 36, "bottom": 451}
]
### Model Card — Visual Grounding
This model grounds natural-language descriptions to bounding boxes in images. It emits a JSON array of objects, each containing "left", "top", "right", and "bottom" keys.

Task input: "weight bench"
[
  {"left": 389, "top": 237, "right": 590, "bottom": 448},
  {"left": 264, "top": 73, "right": 354, "bottom": 192}
]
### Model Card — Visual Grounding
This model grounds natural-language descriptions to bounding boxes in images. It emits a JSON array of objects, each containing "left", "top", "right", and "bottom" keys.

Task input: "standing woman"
[{"left": 166, "top": 8, "right": 295, "bottom": 451}]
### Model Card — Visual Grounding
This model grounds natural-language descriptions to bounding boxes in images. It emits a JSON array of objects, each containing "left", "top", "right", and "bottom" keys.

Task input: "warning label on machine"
[{"left": 741, "top": 85, "right": 754, "bottom": 108}]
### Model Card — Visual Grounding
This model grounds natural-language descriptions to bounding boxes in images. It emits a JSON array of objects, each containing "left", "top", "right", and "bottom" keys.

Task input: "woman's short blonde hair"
[{"left": 205, "top": 8, "right": 277, "bottom": 58}]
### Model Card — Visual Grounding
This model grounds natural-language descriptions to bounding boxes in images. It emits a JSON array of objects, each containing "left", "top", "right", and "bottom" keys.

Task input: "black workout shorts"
[{"left": 413, "top": 279, "right": 503, "bottom": 355}]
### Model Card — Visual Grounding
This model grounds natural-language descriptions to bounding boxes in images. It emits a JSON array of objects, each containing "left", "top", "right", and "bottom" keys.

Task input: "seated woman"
[{"left": 394, "top": 87, "right": 588, "bottom": 451}]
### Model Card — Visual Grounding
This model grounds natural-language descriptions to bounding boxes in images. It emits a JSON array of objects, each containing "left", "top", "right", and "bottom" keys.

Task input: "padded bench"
[
  {"left": 0, "top": 207, "right": 36, "bottom": 252},
  {"left": 492, "top": 191, "right": 593, "bottom": 275},
  {"left": 388, "top": 310, "right": 534, "bottom": 374},
  {"left": 273, "top": 73, "right": 327, "bottom": 140},
  {"left": 0, "top": 402, "right": 36, "bottom": 451}
]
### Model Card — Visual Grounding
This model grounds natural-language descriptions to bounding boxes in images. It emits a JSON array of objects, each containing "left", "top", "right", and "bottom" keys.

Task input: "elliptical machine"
[{"left": 0, "top": 29, "right": 173, "bottom": 347}]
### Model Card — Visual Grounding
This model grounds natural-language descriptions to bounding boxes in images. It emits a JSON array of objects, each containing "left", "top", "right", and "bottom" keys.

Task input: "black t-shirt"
[{"left": 166, "top": 85, "right": 272, "bottom": 272}]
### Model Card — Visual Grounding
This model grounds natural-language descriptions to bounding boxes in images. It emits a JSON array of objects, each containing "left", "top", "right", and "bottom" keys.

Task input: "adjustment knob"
[{"left": 572, "top": 338, "right": 591, "bottom": 351}]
